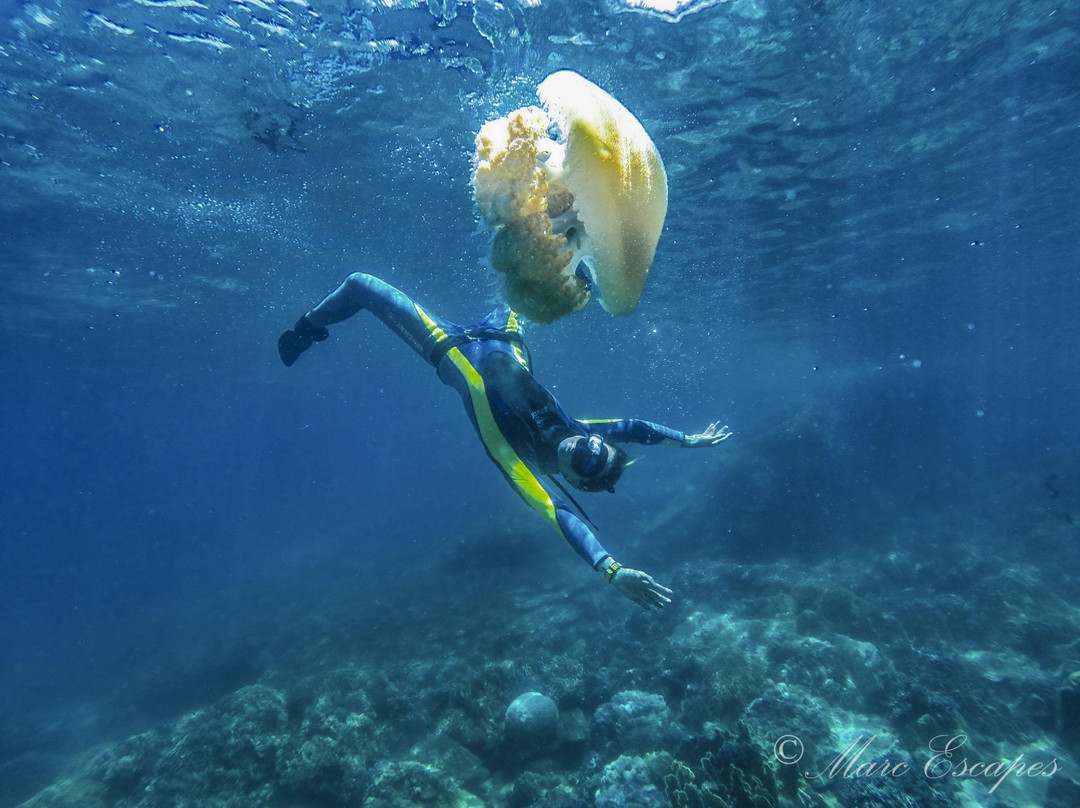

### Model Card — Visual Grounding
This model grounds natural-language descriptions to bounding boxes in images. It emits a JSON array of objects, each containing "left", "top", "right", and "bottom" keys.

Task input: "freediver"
[{"left": 278, "top": 273, "right": 731, "bottom": 610}]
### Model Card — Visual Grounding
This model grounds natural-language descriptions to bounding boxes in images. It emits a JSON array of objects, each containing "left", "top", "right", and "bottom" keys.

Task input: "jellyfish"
[{"left": 472, "top": 71, "right": 668, "bottom": 323}]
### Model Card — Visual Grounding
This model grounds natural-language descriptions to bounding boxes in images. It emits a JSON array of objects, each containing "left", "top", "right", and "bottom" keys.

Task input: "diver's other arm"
[
  {"left": 584, "top": 418, "right": 729, "bottom": 448},
  {"left": 681, "top": 422, "right": 733, "bottom": 448},
  {"left": 596, "top": 555, "right": 673, "bottom": 610},
  {"left": 582, "top": 418, "right": 685, "bottom": 446},
  {"left": 553, "top": 505, "right": 672, "bottom": 609}
]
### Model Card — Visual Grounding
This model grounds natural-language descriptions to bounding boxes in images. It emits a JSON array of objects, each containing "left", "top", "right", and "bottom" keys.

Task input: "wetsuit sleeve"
[
  {"left": 494, "top": 454, "right": 610, "bottom": 568},
  {"left": 581, "top": 418, "right": 687, "bottom": 446},
  {"left": 552, "top": 499, "right": 610, "bottom": 569},
  {"left": 485, "top": 454, "right": 610, "bottom": 568}
]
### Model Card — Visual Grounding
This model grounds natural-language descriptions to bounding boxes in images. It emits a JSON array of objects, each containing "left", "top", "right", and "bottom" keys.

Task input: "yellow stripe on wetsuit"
[
  {"left": 413, "top": 305, "right": 560, "bottom": 530},
  {"left": 503, "top": 309, "right": 530, "bottom": 370}
]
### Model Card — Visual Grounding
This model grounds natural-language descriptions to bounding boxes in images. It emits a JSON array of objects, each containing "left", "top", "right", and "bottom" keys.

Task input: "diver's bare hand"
[
  {"left": 683, "top": 422, "right": 732, "bottom": 447},
  {"left": 612, "top": 568, "right": 674, "bottom": 610}
]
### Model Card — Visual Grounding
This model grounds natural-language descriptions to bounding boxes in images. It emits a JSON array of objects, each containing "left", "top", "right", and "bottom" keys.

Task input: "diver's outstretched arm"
[
  {"left": 681, "top": 422, "right": 733, "bottom": 448},
  {"left": 582, "top": 418, "right": 684, "bottom": 445},
  {"left": 523, "top": 481, "right": 673, "bottom": 611},
  {"left": 583, "top": 418, "right": 731, "bottom": 448},
  {"left": 595, "top": 555, "right": 673, "bottom": 610},
  {"left": 614, "top": 569, "right": 674, "bottom": 610}
]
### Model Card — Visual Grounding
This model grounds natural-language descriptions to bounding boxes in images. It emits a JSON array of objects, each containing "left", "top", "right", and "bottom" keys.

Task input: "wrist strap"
[{"left": 602, "top": 559, "right": 623, "bottom": 583}]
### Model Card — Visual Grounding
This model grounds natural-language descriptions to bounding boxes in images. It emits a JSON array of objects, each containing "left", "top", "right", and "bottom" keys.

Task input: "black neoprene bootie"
[{"left": 278, "top": 314, "right": 329, "bottom": 367}]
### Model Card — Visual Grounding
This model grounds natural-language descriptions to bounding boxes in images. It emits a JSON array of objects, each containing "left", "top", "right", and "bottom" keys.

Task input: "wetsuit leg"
[{"left": 306, "top": 272, "right": 457, "bottom": 364}]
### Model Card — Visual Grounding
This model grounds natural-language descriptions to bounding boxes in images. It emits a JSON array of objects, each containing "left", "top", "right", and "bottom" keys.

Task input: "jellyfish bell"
[
  {"left": 538, "top": 70, "right": 668, "bottom": 317},
  {"left": 472, "top": 71, "right": 668, "bottom": 322}
]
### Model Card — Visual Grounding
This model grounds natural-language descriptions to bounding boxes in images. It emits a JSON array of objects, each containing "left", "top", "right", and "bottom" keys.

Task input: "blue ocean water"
[{"left": 1, "top": 1, "right": 1078, "bottom": 806}]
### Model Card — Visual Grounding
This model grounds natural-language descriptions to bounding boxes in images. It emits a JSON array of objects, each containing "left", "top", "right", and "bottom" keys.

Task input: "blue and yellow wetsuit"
[{"left": 308, "top": 273, "right": 690, "bottom": 571}]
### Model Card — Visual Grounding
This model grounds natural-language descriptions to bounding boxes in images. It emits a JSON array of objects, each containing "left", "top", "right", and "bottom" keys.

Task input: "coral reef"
[
  {"left": 593, "top": 691, "right": 688, "bottom": 756},
  {"left": 595, "top": 755, "right": 665, "bottom": 808},
  {"left": 503, "top": 692, "right": 560, "bottom": 757},
  {"left": 663, "top": 723, "right": 779, "bottom": 808},
  {"left": 15, "top": 512, "right": 1080, "bottom": 808},
  {"left": 277, "top": 671, "right": 374, "bottom": 804},
  {"left": 363, "top": 760, "right": 482, "bottom": 808}
]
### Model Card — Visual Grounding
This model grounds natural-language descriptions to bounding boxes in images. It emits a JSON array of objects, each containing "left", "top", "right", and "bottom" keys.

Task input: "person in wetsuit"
[{"left": 278, "top": 272, "right": 731, "bottom": 610}]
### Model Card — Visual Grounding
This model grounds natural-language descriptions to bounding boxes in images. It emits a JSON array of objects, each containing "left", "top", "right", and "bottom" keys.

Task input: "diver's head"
[{"left": 557, "top": 434, "right": 630, "bottom": 493}]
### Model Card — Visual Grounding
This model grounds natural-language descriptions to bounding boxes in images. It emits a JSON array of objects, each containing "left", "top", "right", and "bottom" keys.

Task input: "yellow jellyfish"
[{"left": 472, "top": 71, "right": 668, "bottom": 322}]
